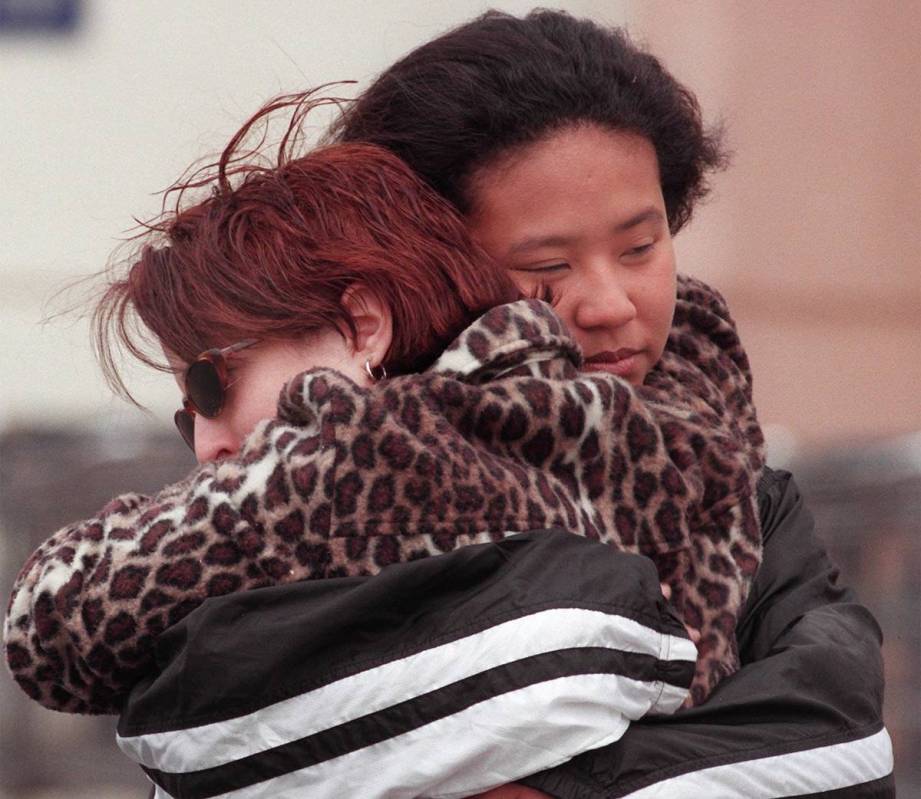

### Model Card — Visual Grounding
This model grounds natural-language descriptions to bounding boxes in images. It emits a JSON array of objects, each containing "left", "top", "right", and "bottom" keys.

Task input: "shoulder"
[
  {"left": 755, "top": 466, "right": 813, "bottom": 548},
  {"left": 756, "top": 467, "right": 794, "bottom": 521}
]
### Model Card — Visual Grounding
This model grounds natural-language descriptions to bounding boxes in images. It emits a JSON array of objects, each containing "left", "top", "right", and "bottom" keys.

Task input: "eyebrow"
[
  {"left": 508, "top": 234, "right": 575, "bottom": 255},
  {"left": 613, "top": 207, "right": 666, "bottom": 233},
  {"left": 506, "top": 206, "right": 666, "bottom": 255}
]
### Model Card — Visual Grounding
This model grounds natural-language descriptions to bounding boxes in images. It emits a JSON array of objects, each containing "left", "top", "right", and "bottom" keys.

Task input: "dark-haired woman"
[
  {"left": 5, "top": 90, "right": 771, "bottom": 797},
  {"left": 326, "top": 9, "right": 892, "bottom": 799}
]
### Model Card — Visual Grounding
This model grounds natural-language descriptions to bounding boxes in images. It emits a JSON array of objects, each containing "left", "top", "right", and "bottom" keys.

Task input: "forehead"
[{"left": 467, "top": 125, "right": 663, "bottom": 251}]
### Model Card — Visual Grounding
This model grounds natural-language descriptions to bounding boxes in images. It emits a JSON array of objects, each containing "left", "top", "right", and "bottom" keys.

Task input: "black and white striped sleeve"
[
  {"left": 520, "top": 469, "right": 895, "bottom": 799},
  {"left": 116, "top": 530, "right": 695, "bottom": 799}
]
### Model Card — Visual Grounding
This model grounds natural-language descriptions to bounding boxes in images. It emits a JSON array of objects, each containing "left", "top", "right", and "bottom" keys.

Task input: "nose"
[
  {"left": 567, "top": 262, "right": 637, "bottom": 334},
  {"left": 193, "top": 414, "right": 239, "bottom": 464}
]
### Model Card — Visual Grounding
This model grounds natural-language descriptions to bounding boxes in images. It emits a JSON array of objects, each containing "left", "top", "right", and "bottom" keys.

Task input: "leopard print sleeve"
[
  {"left": 665, "top": 273, "right": 764, "bottom": 471},
  {"left": 639, "top": 275, "right": 765, "bottom": 700},
  {"left": 3, "top": 460, "right": 272, "bottom": 713}
]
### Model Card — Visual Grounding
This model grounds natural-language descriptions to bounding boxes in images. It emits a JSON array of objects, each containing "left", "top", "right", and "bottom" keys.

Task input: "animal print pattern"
[{"left": 5, "top": 275, "right": 763, "bottom": 713}]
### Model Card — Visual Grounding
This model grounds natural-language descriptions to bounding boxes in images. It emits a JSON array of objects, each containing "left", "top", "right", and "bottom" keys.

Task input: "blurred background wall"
[
  {"left": 1, "top": 1, "right": 918, "bottom": 796},
  {"left": 631, "top": 0, "right": 920, "bottom": 456}
]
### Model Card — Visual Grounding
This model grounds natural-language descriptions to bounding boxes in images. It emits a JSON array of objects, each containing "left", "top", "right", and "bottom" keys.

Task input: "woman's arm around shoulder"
[{"left": 4, "top": 386, "right": 355, "bottom": 714}]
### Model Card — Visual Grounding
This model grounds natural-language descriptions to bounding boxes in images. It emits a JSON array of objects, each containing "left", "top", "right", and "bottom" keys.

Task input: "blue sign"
[{"left": 0, "top": 0, "right": 82, "bottom": 33}]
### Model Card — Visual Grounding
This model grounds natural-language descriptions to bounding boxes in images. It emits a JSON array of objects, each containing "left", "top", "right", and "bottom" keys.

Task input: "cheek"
[
  {"left": 227, "top": 374, "right": 286, "bottom": 437},
  {"left": 645, "top": 268, "right": 678, "bottom": 350},
  {"left": 540, "top": 288, "right": 587, "bottom": 348},
  {"left": 250, "top": 387, "right": 284, "bottom": 423},
  {"left": 228, "top": 395, "right": 277, "bottom": 441},
  {"left": 647, "top": 248, "right": 677, "bottom": 319}
]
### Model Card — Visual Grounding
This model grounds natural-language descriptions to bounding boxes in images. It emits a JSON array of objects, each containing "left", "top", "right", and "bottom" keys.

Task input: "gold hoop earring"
[{"left": 364, "top": 360, "right": 387, "bottom": 382}]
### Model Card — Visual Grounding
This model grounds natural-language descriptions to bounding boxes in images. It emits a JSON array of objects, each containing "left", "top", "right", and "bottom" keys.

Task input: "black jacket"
[
  {"left": 522, "top": 467, "right": 893, "bottom": 798},
  {"left": 120, "top": 468, "right": 893, "bottom": 798}
]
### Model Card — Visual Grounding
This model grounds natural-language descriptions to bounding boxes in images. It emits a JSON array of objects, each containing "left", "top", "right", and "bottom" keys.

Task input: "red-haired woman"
[{"left": 5, "top": 93, "right": 764, "bottom": 798}]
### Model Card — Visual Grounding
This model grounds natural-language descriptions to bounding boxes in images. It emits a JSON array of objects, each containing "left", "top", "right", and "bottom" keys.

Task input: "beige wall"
[
  {"left": 628, "top": 0, "right": 921, "bottom": 453},
  {"left": 1, "top": 1, "right": 917, "bottom": 454}
]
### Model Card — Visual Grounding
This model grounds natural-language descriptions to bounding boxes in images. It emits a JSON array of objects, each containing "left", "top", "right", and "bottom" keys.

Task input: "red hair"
[{"left": 94, "top": 89, "right": 519, "bottom": 402}]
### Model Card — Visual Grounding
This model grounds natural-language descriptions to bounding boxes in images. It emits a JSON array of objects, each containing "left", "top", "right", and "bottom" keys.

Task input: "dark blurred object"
[
  {"left": 0, "top": 426, "right": 918, "bottom": 795},
  {"left": 792, "top": 432, "right": 921, "bottom": 798},
  {"left": 0, "top": 0, "right": 81, "bottom": 34}
]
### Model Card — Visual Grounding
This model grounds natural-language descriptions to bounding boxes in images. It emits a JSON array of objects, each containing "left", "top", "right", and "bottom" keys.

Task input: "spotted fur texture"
[{"left": 5, "top": 275, "right": 763, "bottom": 713}]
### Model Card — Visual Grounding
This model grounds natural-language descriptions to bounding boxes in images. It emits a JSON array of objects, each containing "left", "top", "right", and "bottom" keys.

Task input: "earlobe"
[{"left": 340, "top": 285, "right": 394, "bottom": 370}]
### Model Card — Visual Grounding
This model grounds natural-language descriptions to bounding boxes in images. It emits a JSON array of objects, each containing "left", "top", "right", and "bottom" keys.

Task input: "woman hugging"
[{"left": 5, "top": 9, "right": 890, "bottom": 799}]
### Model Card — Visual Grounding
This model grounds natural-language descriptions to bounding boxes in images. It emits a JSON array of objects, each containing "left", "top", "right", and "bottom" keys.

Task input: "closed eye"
[
  {"left": 510, "top": 263, "right": 569, "bottom": 274},
  {"left": 625, "top": 243, "right": 654, "bottom": 258}
]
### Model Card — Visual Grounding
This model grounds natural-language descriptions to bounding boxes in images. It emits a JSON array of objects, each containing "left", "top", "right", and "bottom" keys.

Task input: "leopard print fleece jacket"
[{"left": 5, "top": 274, "right": 764, "bottom": 713}]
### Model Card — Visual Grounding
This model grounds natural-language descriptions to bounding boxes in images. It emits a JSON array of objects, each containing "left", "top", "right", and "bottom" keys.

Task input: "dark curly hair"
[{"left": 329, "top": 9, "right": 728, "bottom": 234}]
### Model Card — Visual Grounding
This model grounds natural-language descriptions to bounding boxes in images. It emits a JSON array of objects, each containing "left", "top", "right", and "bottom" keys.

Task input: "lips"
[
  {"left": 582, "top": 349, "right": 643, "bottom": 380},
  {"left": 585, "top": 349, "right": 640, "bottom": 365}
]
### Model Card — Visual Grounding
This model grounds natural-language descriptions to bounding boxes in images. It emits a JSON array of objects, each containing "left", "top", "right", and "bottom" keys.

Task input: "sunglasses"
[{"left": 173, "top": 339, "right": 258, "bottom": 451}]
